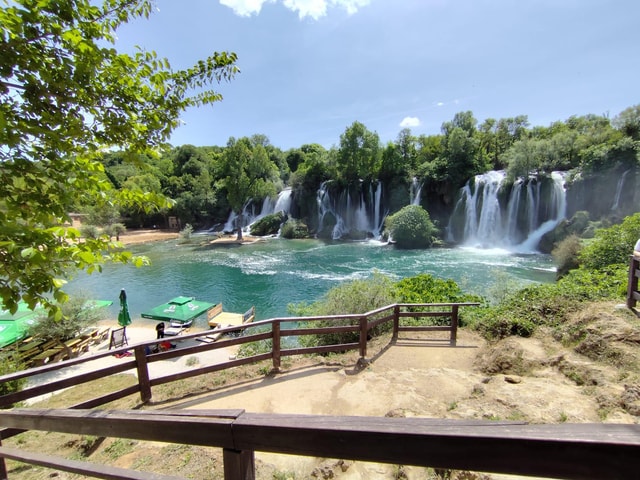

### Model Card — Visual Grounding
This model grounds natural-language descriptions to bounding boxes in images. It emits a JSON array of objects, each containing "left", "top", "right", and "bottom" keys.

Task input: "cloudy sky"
[{"left": 116, "top": 0, "right": 639, "bottom": 150}]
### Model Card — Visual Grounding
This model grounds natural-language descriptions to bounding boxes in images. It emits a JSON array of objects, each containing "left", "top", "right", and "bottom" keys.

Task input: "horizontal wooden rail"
[
  {"left": 0, "top": 303, "right": 478, "bottom": 411},
  {"left": 0, "top": 408, "right": 638, "bottom": 480}
]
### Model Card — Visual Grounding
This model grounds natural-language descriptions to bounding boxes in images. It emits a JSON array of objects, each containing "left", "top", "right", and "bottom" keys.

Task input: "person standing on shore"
[{"left": 156, "top": 322, "right": 165, "bottom": 339}]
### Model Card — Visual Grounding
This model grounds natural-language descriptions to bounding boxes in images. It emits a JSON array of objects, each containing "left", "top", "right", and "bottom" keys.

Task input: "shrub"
[
  {"left": 291, "top": 272, "right": 397, "bottom": 347},
  {"left": 79, "top": 224, "right": 100, "bottom": 240},
  {"left": 280, "top": 219, "right": 309, "bottom": 239},
  {"left": 552, "top": 234, "right": 582, "bottom": 278},
  {"left": 179, "top": 223, "right": 194, "bottom": 242},
  {"left": 30, "top": 296, "right": 107, "bottom": 343},
  {"left": 465, "top": 264, "right": 627, "bottom": 340},
  {"left": 385, "top": 205, "right": 438, "bottom": 249},
  {"left": 579, "top": 213, "right": 640, "bottom": 269},
  {"left": 250, "top": 212, "right": 285, "bottom": 236}
]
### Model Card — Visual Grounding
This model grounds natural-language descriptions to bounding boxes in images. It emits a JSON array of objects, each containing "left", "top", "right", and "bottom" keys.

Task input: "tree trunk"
[{"left": 236, "top": 212, "right": 244, "bottom": 241}]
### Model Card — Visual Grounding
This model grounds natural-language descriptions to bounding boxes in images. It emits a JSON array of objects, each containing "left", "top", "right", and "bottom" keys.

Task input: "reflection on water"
[{"left": 66, "top": 238, "right": 556, "bottom": 327}]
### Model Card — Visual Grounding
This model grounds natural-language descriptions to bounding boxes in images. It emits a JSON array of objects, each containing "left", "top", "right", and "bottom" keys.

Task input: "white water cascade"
[
  {"left": 223, "top": 189, "right": 293, "bottom": 233},
  {"left": 611, "top": 169, "right": 631, "bottom": 211},
  {"left": 316, "top": 181, "right": 386, "bottom": 239},
  {"left": 448, "top": 171, "right": 567, "bottom": 251},
  {"left": 410, "top": 178, "right": 423, "bottom": 206}
]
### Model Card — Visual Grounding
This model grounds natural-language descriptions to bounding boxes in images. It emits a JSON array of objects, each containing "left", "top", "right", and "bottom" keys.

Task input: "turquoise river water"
[{"left": 66, "top": 237, "right": 556, "bottom": 328}]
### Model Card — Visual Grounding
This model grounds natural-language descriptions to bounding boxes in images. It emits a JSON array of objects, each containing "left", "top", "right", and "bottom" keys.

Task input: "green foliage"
[
  {"left": 250, "top": 212, "right": 285, "bottom": 237},
  {"left": 0, "top": 353, "right": 27, "bottom": 399},
  {"left": 385, "top": 205, "right": 438, "bottom": 249},
  {"left": 393, "top": 274, "right": 483, "bottom": 305},
  {"left": 552, "top": 234, "right": 582, "bottom": 278},
  {"left": 80, "top": 224, "right": 100, "bottom": 240},
  {"left": 280, "top": 219, "right": 309, "bottom": 239},
  {"left": 30, "top": 295, "right": 108, "bottom": 343},
  {"left": 336, "top": 121, "right": 381, "bottom": 183},
  {"left": 579, "top": 213, "right": 640, "bottom": 270},
  {"left": 179, "top": 224, "right": 194, "bottom": 241},
  {"left": 219, "top": 137, "right": 279, "bottom": 239},
  {"left": 0, "top": 0, "right": 237, "bottom": 315},
  {"left": 291, "top": 272, "right": 396, "bottom": 347},
  {"left": 466, "top": 264, "right": 627, "bottom": 340}
]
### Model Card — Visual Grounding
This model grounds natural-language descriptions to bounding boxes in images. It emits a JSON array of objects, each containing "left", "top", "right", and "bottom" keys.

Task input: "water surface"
[{"left": 67, "top": 238, "right": 556, "bottom": 327}]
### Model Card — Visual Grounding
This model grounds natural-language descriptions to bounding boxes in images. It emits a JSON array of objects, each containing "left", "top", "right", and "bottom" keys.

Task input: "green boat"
[
  {"left": 0, "top": 302, "right": 42, "bottom": 349},
  {"left": 141, "top": 296, "right": 216, "bottom": 327}
]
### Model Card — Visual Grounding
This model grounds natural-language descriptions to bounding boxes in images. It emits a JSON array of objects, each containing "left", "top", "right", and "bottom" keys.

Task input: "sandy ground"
[
  {"left": 117, "top": 229, "right": 262, "bottom": 246},
  {"left": 24, "top": 324, "right": 238, "bottom": 405}
]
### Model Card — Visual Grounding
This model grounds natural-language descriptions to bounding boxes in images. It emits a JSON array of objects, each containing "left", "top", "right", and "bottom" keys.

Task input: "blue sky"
[{"left": 116, "top": 0, "right": 639, "bottom": 150}]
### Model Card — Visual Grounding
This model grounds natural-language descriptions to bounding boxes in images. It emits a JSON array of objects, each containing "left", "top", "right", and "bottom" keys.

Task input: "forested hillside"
[{"left": 94, "top": 105, "right": 640, "bottom": 248}]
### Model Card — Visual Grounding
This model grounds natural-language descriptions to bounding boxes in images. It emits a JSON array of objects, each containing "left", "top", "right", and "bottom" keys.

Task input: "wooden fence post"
[
  {"left": 450, "top": 305, "right": 459, "bottom": 346},
  {"left": 223, "top": 448, "right": 255, "bottom": 480},
  {"left": 0, "top": 439, "right": 6, "bottom": 480},
  {"left": 134, "top": 346, "right": 152, "bottom": 403},
  {"left": 627, "top": 256, "right": 639, "bottom": 309},
  {"left": 392, "top": 305, "right": 400, "bottom": 341},
  {"left": 359, "top": 316, "right": 368, "bottom": 359},
  {"left": 272, "top": 321, "right": 281, "bottom": 371}
]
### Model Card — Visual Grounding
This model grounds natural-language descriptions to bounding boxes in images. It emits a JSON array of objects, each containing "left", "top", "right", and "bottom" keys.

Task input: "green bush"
[
  {"left": 552, "top": 234, "right": 582, "bottom": 278},
  {"left": 465, "top": 264, "right": 627, "bottom": 340},
  {"left": 280, "top": 219, "right": 309, "bottom": 239},
  {"left": 291, "top": 272, "right": 397, "bottom": 347},
  {"left": 30, "top": 296, "right": 107, "bottom": 343},
  {"left": 579, "top": 213, "right": 640, "bottom": 270},
  {"left": 385, "top": 205, "right": 438, "bottom": 249},
  {"left": 79, "top": 224, "right": 100, "bottom": 240},
  {"left": 250, "top": 212, "right": 285, "bottom": 236}
]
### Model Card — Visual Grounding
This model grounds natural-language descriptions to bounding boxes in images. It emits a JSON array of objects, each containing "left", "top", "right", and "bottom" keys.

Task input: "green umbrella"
[{"left": 118, "top": 289, "right": 132, "bottom": 335}]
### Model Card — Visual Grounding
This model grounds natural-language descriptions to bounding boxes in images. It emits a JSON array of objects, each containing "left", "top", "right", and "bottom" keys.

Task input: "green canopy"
[
  {"left": 0, "top": 302, "right": 42, "bottom": 349},
  {"left": 141, "top": 296, "right": 216, "bottom": 324}
]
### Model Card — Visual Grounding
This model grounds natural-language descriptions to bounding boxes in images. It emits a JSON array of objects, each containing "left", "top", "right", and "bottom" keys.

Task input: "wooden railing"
[
  {"left": 628, "top": 255, "right": 640, "bottom": 309},
  {"left": 1, "top": 301, "right": 639, "bottom": 479},
  {"left": 0, "top": 408, "right": 638, "bottom": 479},
  {"left": 0, "top": 303, "right": 475, "bottom": 412}
]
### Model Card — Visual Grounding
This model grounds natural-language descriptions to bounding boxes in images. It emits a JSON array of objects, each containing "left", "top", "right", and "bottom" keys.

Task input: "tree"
[
  {"left": 385, "top": 205, "right": 438, "bottom": 249},
  {"left": 220, "top": 137, "right": 279, "bottom": 240},
  {"left": 336, "top": 121, "right": 381, "bottom": 183},
  {"left": 0, "top": 0, "right": 237, "bottom": 316}
]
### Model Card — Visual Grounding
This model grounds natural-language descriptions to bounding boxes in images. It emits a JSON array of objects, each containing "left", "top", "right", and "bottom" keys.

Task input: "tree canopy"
[{"left": 0, "top": 0, "right": 238, "bottom": 315}]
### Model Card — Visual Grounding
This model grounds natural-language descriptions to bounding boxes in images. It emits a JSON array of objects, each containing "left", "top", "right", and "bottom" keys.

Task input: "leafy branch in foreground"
[{"left": 0, "top": 0, "right": 238, "bottom": 316}]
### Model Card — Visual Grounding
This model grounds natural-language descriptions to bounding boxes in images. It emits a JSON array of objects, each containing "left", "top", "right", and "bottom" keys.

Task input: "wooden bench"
[{"left": 207, "top": 304, "right": 255, "bottom": 328}]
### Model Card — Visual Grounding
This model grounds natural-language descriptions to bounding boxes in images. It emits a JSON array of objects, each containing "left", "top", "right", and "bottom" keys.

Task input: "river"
[{"left": 66, "top": 237, "right": 556, "bottom": 327}]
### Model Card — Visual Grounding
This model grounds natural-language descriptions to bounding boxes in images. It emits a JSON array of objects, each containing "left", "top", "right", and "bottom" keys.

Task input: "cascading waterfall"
[
  {"left": 410, "top": 177, "right": 423, "bottom": 206},
  {"left": 611, "top": 169, "right": 631, "bottom": 211},
  {"left": 448, "top": 171, "right": 567, "bottom": 251},
  {"left": 223, "top": 189, "right": 293, "bottom": 233},
  {"left": 316, "top": 181, "right": 385, "bottom": 239}
]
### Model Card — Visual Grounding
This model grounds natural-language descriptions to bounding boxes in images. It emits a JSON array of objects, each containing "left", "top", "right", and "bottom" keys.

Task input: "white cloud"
[
  {"left": 436, "top": 102, "right": 444, "bottom": 107},
  {"left": 219, "top": 0, "right": 273, "bottom": 17},
  {"left": 219, "top": 0, "right": 370, "bottom": 19},
  {"left": 399, "top": 116, "right": 421, "bottom": 128}
]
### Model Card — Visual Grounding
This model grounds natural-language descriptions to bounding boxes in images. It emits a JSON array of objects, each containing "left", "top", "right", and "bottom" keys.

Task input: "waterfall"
[
  {"left": 410, "top": 178, "right": 423, "bottom": 206},
  {"left": 448, "top": 171, "right": 567, "bottom": 251},
  {"left": 611, "top": 169, "right": 631, "bottom": 211},
  {"left": 316, "top": 181, "right": 385, "bottom": 240},
  {"left": 274, "top": 188, "right": 292, "bottom": 214},
  {"left": 223, "top": 189, "right": 293, "bottom": 233}
]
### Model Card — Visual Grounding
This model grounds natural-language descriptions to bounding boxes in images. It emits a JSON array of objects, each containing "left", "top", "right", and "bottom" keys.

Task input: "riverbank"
[{"left": 117, "top": 229, "right": 179, "bottom": 245}]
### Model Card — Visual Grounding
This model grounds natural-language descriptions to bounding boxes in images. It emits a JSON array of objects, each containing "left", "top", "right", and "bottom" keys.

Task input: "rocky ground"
[{"left": 5, "top": 301, "right": 640, "bottom": 479}]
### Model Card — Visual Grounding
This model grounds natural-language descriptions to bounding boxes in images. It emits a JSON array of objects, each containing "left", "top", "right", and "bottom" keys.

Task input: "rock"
[{"left": 505, "top": 375, "right": 522, "bottom": 384}]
